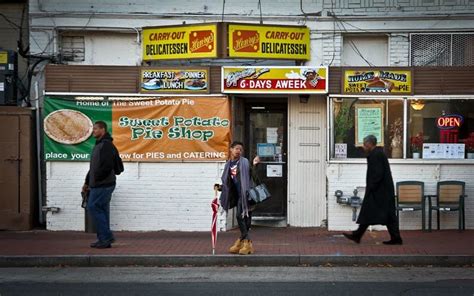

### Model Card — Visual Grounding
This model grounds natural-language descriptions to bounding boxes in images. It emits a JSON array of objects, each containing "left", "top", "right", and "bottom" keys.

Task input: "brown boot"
[
  {"left": 238, "top": 240, "right": 254, "bottom": 255},
  {"left": 229, "top": 238, "right": 243, "bottom": 254}
]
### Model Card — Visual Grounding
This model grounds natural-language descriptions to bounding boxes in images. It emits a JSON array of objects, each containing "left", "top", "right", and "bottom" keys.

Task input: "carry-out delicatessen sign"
[
  {"left": 222, "top": 66, "right": 328, "bottom": 94},
  {"left": 228, "top": 24, "right": 310, "bottom": 60},
  {"left": 141, "top": 23, "right": 310, "bottom": 61},
  {"left": 43, "top": 96, "right": 231, "bottom": 162},
  {"left": 142, "top": 24, "right": 218, "bottom": 60}
]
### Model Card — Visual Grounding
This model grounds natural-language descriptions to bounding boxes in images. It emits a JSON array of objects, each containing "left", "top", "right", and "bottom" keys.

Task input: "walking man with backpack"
[{"left": 82, "top": 121, "right": 124, "bottom": 249}]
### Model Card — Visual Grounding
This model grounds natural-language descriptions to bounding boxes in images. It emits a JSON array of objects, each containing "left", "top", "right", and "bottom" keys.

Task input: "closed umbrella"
[{"left": 211, "top": 189, "right": 219, "bottom": 255}]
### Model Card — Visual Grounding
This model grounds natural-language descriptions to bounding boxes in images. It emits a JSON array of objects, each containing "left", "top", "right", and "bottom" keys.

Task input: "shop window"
[
  {"left": 411, "top": 33, "right": 474, "bottom": 66},
  {"left": 407, "top": 99, "right": 474, "bottom": 159},
  {"left": 332, "top": 98, "right": 404, "bottom": 159},
  {"left": 60, "top": 36, "right": 85, "bottom": 62}
]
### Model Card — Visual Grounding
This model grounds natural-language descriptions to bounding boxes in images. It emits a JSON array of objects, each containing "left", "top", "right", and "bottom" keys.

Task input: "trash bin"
[{"left": 85, "top": 210, "right": 96, "bottom": 233}]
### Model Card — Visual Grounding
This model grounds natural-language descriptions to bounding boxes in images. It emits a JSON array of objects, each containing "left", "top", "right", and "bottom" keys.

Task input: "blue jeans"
[{"left": 87, "top": 185, "right": 115, "bottom": 243}]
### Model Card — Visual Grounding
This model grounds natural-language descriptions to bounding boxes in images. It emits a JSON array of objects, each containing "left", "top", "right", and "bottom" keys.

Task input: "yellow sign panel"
[
  {"left": 142, "top": 24, "right": 218, "bottom": 60},
  {"left": 228, "top": 24, "right": 310, "bottom": 60},
  {"left": 343, "top": 69, "right": 413, "bottom": 94},
  {"left": 0, "top": 52, "right": 7, "bottom": 64}
]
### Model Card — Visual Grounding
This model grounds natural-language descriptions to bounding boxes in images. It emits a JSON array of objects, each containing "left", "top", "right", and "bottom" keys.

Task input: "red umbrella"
[{"left": 211, "top": 189, "right": 219, "bottom": 255}]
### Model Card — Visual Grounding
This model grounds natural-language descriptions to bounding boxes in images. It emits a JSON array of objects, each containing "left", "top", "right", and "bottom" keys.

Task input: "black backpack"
[{"left": 113, "top": 146, "right": 124, "bottom": 175}]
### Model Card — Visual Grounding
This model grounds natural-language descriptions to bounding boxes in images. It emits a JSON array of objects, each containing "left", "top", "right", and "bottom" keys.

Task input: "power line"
[
  {"left": 257, "top": 0, "right": 263, "bottom": 24},
  {"left": 333, "top": 15, "right": 376, "bottom": 66}
]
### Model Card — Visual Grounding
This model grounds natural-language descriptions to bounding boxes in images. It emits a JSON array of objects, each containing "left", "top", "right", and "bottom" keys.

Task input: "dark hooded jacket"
[
  {"left": 85, "top": 133, "right": 117, "bottom": 188},
  {"left": 356, "top": 147, "right": 397, "bottom": 225}
]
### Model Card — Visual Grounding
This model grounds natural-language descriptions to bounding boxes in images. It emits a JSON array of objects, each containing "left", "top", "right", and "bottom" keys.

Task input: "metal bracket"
[{"left": 42, "top": 206, "right": 60, "bottom": 213}]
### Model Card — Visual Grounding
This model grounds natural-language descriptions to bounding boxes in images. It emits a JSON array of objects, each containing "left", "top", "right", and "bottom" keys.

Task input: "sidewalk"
[{"left": 0, "top": 227, "right": 473, "bottom": 267}]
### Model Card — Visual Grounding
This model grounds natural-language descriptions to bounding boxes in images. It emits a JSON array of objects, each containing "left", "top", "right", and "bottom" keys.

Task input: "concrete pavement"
[{"left": 0, "top": 227, "right": 473, "bottom": 267}]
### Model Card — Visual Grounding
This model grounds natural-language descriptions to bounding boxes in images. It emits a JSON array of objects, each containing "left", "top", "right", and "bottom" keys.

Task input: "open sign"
[{"left": 436, "top": 114, "right": 464, "bottom": 130}]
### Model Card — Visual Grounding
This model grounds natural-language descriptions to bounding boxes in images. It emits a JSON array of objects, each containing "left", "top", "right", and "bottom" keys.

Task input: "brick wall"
[
  {"left": 323, "top": 0, "right": 474, "bottom": 15},
  {"left": 323, "top": 33, "right": 343, "bottom": 66},
  {"left": 327, "top": 162, "right": 474, "bottom": 231},
  {"left": 46, "top": 162, "right": 227, "bottom": 231},
  {"left": 390, "top": 33, "right": 410, "bottom": 66}
]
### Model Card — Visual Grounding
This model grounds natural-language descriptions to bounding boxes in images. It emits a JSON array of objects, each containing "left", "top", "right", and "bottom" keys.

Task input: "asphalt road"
[{"left": 0, "top": 267, "right": 473, "bottom": 296}]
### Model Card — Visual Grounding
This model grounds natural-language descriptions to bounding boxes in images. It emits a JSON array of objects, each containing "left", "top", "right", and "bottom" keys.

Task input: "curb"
[{"left": 0, "top": 255, "right": 472, "bottom": 267}]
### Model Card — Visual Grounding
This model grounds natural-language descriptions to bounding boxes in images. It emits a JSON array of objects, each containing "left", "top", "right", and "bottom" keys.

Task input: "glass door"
[{"left": 245, "top": 103, "right": 287, "bottom": 218}]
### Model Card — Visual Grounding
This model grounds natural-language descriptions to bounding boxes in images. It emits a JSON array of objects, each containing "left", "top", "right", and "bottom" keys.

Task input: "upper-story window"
[
  {"left": 410, "top": 33, "right": 474, "bottom": 66},
  {"left": 60, "top": 36, "right": 85, "bottom": 62},
  {"left": 342, "top": 35, "right": 388, "bottom": 66}
]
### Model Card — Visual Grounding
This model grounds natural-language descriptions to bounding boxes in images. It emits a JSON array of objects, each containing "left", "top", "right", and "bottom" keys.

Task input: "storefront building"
[
  {"left": 326, "top": 67, "right": 474, "bottom": 230},
  {"left": 42, "top": 23, "right": 330, "bottom": 231}
]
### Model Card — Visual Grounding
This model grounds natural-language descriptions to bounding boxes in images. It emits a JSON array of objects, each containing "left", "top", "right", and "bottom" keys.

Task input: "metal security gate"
[{"left": 410, "top": 33, "right": 474, "bottom": 66}]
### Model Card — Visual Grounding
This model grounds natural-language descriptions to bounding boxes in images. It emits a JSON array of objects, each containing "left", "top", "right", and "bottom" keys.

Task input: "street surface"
[{"left": 0, "top": 266, "right": 473, "bottom": 295}]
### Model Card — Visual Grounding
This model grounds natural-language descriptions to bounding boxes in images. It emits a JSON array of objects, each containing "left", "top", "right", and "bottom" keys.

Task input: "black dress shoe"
[
  {"left": 90, "top": 237, "right": 115, "bottom": 248},
  {"left": 343, "top": 233, "right": 361, "bottom": 244},
  {"left": 94, "top": 242, "right": 112, "bottom": 249},
  {"left": 383, "top": 239, "right": 403, "bottom": 245},
  {"left": 90, "top": 241, "right": 112, "bottom": 249}
]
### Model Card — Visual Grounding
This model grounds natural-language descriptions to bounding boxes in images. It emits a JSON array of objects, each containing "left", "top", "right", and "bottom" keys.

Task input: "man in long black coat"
[{"left": 343, "top": 135, "right": 403, "bottom": 245}]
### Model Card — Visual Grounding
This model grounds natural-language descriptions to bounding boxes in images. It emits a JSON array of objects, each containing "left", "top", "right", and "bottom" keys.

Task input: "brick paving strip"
[{"left": 0, "top": 228, "right": 472, "bottom": 267}]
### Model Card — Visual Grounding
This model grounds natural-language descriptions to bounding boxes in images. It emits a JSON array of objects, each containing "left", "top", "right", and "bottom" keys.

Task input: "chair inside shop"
[
  {"left": 395, "top": 181, "right": 427, "bottom": 231},
  {"left": 428, "top": 181, "right": 466, "bottom": 231}
]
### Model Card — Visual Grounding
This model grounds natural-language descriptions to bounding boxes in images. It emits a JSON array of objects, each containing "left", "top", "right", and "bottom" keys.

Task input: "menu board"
[
  {"left": 422, "top": 143, "right": 465, "bottom": 159},
  {"left": 355, "top": 104, "right": 384, "bottom": 147}
]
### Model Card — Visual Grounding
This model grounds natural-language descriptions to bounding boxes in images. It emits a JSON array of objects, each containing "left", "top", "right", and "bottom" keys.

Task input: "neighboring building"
[
  {"left": 29, "top": 0, "right": 474, "bottom": 232},
  {"left": 0, "top": 0, "right": 29, "bottom": 104}
]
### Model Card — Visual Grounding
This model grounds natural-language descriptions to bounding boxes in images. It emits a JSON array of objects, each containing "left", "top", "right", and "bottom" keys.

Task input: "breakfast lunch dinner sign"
[
  {"left": 139, "top": 68, "right": 210, "bottom": 94},
  {"left": 43, "top": 96, "right": 231, "bottom": 162}
]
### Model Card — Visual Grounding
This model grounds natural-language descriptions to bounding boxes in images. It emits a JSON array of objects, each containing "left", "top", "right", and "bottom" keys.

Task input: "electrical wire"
[
  {"left": 333, "top": 15, "right": 376, "bottom": 66},
  {"left": 221, "top": 0, "right": 225, "bottom": 22},
  {"left": 327, "top": 0, "right": 336, "bottom": 66},
  {"left": 0, "top": 13, "right": 21, "bottom": 29}
]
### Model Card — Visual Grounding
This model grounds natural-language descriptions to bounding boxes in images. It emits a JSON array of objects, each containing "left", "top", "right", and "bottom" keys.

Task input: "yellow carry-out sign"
[
  {"left": 228, "top": 24, "right": 310, "bottom": 60},
  {"left": 142, "top": 24, "right": 218, "bottom": 60}
]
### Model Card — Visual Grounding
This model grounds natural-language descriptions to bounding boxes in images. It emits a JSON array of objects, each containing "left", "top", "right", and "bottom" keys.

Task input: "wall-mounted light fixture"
[{"left": 299, "top": 94, "right": 310, "bottom": 103}]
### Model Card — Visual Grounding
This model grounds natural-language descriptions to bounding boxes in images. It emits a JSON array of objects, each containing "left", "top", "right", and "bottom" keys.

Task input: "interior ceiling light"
[{"left": 411, "top": 99, "right": 425, "bottom": 111}]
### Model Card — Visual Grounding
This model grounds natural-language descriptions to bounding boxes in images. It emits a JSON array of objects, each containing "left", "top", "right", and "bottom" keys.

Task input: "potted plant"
[
  {"left": 333, "top": 102, "right": 353, "bottom": 158},
  {"left": 463, "top": 132, "right": 474, "bottom": 159},
  {"left": 334, "top": 103, "right": 353, "bottom": 144},
  {"left": 390, "top": 118, "right": 403, "bottom": 158},
  {"left": 410, "top": 133, "right": 423, "bottom": 159}
]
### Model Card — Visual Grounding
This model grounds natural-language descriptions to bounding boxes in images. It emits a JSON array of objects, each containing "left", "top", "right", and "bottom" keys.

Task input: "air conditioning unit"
[{"left": 0, "top": 50, "right": 18, "bottom": 106}]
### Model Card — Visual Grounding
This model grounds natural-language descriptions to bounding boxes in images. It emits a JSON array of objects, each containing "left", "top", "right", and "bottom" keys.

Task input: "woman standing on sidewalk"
[{"left": 217, "top": 141, "right": 260, "bottom": 255}]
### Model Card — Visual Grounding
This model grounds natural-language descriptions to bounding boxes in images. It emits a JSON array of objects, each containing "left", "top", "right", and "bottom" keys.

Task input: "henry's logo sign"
[
  {"left": 437, "top": 114, "right": 464, "bottom": 130},
  {"left": 232, "top": 30, "right": 260, "bottom": 52},
  {"left": 189, "top": 30, "right": 215, "bottom": 53}
]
